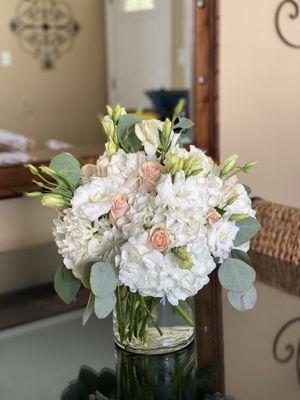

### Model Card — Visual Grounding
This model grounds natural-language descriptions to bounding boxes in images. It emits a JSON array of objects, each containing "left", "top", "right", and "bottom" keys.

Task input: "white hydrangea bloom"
[
  {"left": 207, "top": 219, "right": 239, "bottom": 263},
  {"left": 155, "top": 171, "right": 207, "bottom": 210},
  {"left": 107, "top": 149, "right": 146, "bottom": 189},
  {"left": 118, "top": 228, "right": 215, "bottom": 305}
]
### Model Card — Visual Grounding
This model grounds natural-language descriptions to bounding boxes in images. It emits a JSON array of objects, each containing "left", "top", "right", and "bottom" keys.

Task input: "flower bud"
[
  {"left": 174, "top": 98, "right": 186, "bottom": 116},
  {"left": 25, "top": 164, "right": 39, "bottom": 175},
  {"left": 242, "top": 160, "right": 257, "bottom": 173},
  {"left": 26, "top": 191, "right": 43, "bottom": 198},
  {"left": 173, "top": 247, "right": 194, "bottom": 269},
  {"left": 101, "top": 115, "right": 115, "bottom": 139},
  {"left": 107, "top": 105, "right": 113, "bottom": 118},
  {"left": 183, "top": 156, "right": 202, "bottom": 177},
  {"left": 32, "top": 179, "right": 45, "bottom": 189},
  {"left": 105, "top": 140, "right": 117, "bottom": 157},
  {"left": 41, "top": 194, "right": 66, "bottom": 208},
  {"left": 162, "top": 118, "right": 172, "bottom": 139},
  {"left": 220, "top": 154, "right": 239, "bottom": 176},
  {"left": 39, "top": 165, "right": 57, "bottom": 176},
  {"left": 112, "top": 104, "right": 126, "bottom": 123},
  {"left": 230, "top": 213, "right": 249, "bottom": 221}
]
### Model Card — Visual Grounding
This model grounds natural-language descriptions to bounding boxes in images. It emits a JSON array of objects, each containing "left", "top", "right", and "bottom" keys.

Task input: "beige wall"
[
  {"left": 220, "top": 0, "right": 300, "bottom": 208},
  {"left": 0, "top": 0, "right": 107, "bottom": 146},
  {"left": 221, "top": 2, "right": 300, "bottom": 399}
]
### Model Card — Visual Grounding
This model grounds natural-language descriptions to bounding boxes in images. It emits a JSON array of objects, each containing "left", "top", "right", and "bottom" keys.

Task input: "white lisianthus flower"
[
  {"left": 223, "top": 183, "right": 256, "bottom": 218},
  {"left": 207, "top": 219, "right": 239, "bottom": 263},
  {"left": 71, "top": 178, "right": 118, "bottom": 221},
  {"left": 135, "top": 119, "right": 163, "bottom": 156}
]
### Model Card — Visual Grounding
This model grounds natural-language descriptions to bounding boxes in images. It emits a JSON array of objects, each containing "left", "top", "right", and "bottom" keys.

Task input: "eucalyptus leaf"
[
  {"left": 230, "top": 249, "right": 252, "bottom": 266},
  {"left": 54, "top": 265, "right": 81, "bottom": 304},
  {"left": 94, "top": 293, "right": 116, "bottom": 319},
  {"left": 118, "top": 114, "right": 141, "bottom": 151},
  {"left": 50, "top": 153, "right": 81, "bottom": 186},
  {"left": 173, "top": 118, "right": 194, "bottom": 130},
  {"left": 227, "top": 285, "right": 257, "bottom": 311},
  {"left": 90, "top": 262, "right": 117, "bottom": 298},
  {"left": 82, "top": 292, "right": 95, "bottom": 326},
  {"left": 80, "top": 258, "right": 100, "bottom": 289},
  {"left": 233, "top": 217, "right": 261, "bottom": 246},
  {"left": 218, "top": 258, "right": 256, "bottom": 293}
]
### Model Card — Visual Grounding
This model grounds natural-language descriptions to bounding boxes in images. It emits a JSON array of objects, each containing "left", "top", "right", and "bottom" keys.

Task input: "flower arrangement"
[{"left": 27, "top": 103, "right": 260, "bottom": 351}]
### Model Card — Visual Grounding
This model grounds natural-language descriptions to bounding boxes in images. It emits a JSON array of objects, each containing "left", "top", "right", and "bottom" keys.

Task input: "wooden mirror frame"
[{"left": 192, "top": 0, "right": 224, "bottom": 392}]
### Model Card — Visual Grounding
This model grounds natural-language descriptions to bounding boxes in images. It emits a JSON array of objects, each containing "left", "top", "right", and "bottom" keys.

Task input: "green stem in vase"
[
  {"left": 139, "top": 296, "right": 163, "bottom": 337},
  {"left": 116, "top": 286, "right": 126, "bottom": 343},
  {"left": 139, "top": 297, "right": 154, "bottom": 340},
  {"left": 173, "top": 305, "right": 195, "bottom": 327}
]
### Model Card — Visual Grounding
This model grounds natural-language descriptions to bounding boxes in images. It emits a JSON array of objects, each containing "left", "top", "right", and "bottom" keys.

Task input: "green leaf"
[
  {"left": 54, "top": 266, "right": 81, "bottom": 304},
  {"left": 82, "top": 292, "right": 95, "bottom": 326},
  {"left": 243, "top": 184, "right": 251, "bottom": 195},
  {"left": 79, "top": 258, "right": 100, "bottom": 289},
  {"left": 230, "top": 249, "right": 252, "bottom": 266},
  {"left": 218, "top": 258, "right": 256, "bottom": 293},
  {"left": 227, "top": 285, "right": 257, "bottom": 311},
  {"left": 94, "top": 293, "right": 116, "bottom": 319},
  {"left": 118, "top": 114, "right": 141, "bottom": 152},
  {"left": 233, "top": 217, "right": 261, "bottom": 246},
  {"left": 90, "top": 262, "right": 117, "bottom": 298},
  {"left": 50, "top": 153, "right": 81, "bottom": 186},
  {"left": 173, "top": 117, "right": 194, "bottom": 130}
]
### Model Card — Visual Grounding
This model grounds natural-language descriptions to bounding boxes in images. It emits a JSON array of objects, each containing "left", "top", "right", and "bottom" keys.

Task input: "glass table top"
[
  {"left": 0, "top": 310, "right": 231, "bottom": 400},
  {"left": 1, "top": 250, "right": 300, "bottom": 399}
]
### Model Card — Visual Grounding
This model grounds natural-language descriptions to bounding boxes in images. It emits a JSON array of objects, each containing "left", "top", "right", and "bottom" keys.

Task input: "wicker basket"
[{"left": 251, "top": 200, "right": 300, "bottom": 267}]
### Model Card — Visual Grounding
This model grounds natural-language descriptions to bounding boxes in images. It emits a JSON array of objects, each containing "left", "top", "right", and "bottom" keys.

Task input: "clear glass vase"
[
  {"left": 115, "top": 341, "right": 196, "bottom": 399},
  {"left": 113, "top": 286, "right": 195, "bottom": 355}
]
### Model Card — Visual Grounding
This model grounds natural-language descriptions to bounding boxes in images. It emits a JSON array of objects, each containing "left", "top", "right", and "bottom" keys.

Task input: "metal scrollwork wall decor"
[
  {"left": 275, "top": 0, "right": 300, "bottom": 48},
  {"left": 10, "top": 0, "right": 81, "bottom": 69},
  {"left": 273, "top": 317, "right": 300, "bottom": 383}
]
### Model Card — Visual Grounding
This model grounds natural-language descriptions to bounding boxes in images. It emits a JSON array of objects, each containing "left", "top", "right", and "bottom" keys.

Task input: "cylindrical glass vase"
[
  {"left": 113, "top": 286, "right": 194, "bottom": 355},
  {"left": 115, "top": 342, "right": 196, "bottom": 399}
]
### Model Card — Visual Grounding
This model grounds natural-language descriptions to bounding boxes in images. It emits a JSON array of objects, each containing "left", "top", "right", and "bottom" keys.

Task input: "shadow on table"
[{"left": 61, "top": 343, "right": 235, "bottom": 400}]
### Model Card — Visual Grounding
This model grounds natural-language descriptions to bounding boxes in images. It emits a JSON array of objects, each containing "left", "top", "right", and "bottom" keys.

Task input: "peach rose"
[
  {"left": 109, "top": 194, "right": 130, "bottom": 226},
  {"left": 149, "top": 224, "right": 174, "bottom": 252},
  {"left": 206, "top": 208, "right": 221, "bottom": 225},
  {"left": 80, "top": 164, "right": 97, "bottom": 179},
  {"left": 140, "top": 161, "right": 165, "bottom": 192}
]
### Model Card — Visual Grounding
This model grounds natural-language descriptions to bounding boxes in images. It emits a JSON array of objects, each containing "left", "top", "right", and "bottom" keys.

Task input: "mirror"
[{"left": 0, "top": 0, "right": 193, "bottom": 192}]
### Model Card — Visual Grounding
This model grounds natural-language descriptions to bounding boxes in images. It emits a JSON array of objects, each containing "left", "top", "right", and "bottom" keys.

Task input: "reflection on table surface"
[
  {"left": 61, "top": 343, "right": 234, "bottom": 400},
  {"left": 0, "top": 310, "right": 234, "bottom": 400}
]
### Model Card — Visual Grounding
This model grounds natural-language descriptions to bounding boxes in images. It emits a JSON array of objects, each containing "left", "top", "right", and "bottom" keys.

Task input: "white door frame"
[{"left": 104, "top": 0, "right": 172, "bottom": 105}]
